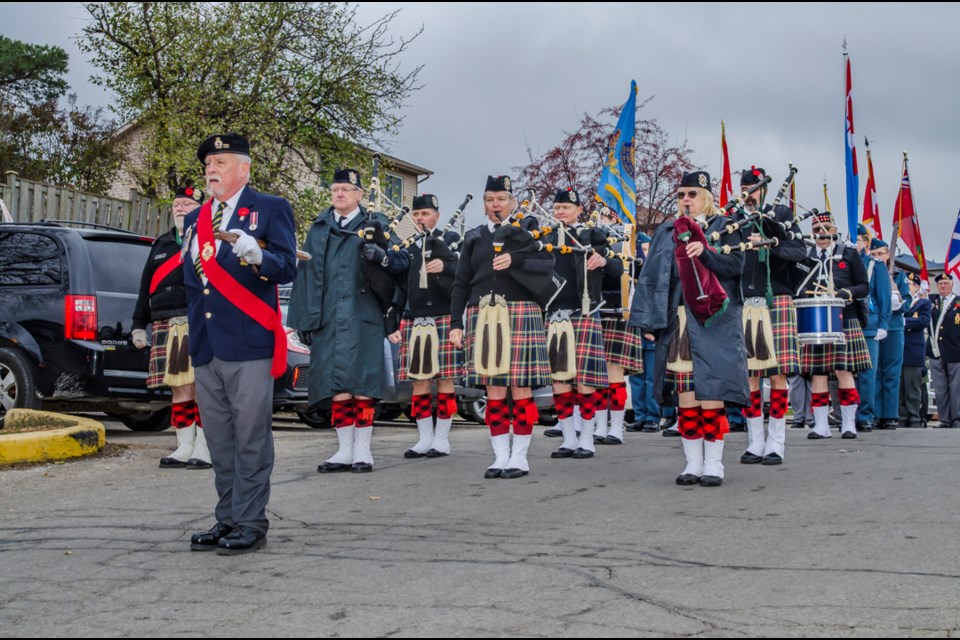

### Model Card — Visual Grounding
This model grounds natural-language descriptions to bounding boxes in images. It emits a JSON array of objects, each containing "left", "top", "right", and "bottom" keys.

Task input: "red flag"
[
  {"left": 787, "top": 177, "right": 797, "bottom": 217},
  {"left": 862, "top": 142, "right": 882, "bottom": 239},
  {"left": 893, "top": 156, "right": 928, "bottom": 280},
  {"left": 719, "top": 120, "right": 733, "bottom": 210}
]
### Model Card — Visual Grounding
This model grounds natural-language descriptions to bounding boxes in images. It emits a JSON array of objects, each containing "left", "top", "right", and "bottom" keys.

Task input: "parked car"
[{"left": 0, "top": 222, "right": 310, "bottom": 431}]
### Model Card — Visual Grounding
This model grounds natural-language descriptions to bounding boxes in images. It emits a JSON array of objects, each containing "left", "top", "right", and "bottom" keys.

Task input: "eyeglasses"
[{"left": 676, "top": 191, "right": 699, "bottom": 200}]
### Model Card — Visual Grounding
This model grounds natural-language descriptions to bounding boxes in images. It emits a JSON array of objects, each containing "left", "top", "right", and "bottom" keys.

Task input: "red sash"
[
  {"left": 149, "top": 253, "right": 182, "bottom": 295},
  {"left": 197, "top": 199, "right": 287, "bottom": 378}
]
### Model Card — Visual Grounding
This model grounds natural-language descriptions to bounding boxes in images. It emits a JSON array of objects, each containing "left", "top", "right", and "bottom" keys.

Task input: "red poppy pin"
[
  {"left": 237, "top": 208, "right": 250, "bottom": 219},
  {"left": 185, "top": 187, "right": 194, "bottom": 197},
  {"left": 838, "top": 261, "right": 847, "bottom": 270}
]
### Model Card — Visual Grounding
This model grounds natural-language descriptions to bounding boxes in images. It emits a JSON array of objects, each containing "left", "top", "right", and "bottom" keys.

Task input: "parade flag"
[
  {"left": 893, "top": 154, "right": 929, "bottom": 280},
  {"left": 844, "top": 42, "right": 860, "bottom": 239},
  {"left": 719, "top": 121, "right": 733, "bottom": 210},
  {"left": 596, "top": 80, "right": 638, "bottom": 224},
  {"left": 945, "top": 209, "right": 960, "bottom": 278},
  {"left": 862, "top": 139, "right": 882, "bottom": 240}
]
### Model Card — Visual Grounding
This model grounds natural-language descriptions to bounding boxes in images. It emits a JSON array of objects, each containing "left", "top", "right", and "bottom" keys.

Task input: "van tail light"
[{"left": 65, "top": 295, "right": 98, "bottom": 340}]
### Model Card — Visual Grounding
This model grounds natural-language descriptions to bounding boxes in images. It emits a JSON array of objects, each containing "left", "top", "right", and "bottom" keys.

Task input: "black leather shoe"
[
  {"left": 603, "top": 435, "right": 623, "bottom": 445},
  {"left": 676, "top": 474, "right": 700, "bottom": 486},
  {"left": 317, "top": 461, "right": 352, "bottom": 473},
  {"left": 699, "top": 475, "right": 723, "bottom": 487},
  {"left": 484, "top": 468, "right": 503, "bottom": 479},
  {"left": 216, "top": 526, "right": 266, "bottom": 555},
  {"left": 551, "top": 447, "right": 575, "bottom": 458},
  {"left": 740, "top": 451, "right": 763, "bottom": 464},
  {"left": 425, "top": 449, "right": 449, "bottom": 458},
  {"left": 594, "top": 435, "right": 609, "bottom": 444},
  {"left": 660, "top": 417, "right": 678, "bottom": 431},
  {"left": 662, "top": 428, "right": 680, "bottom": 438},
  {"left": 641, "top": 423, "right": 660, "bottom": 433},
  {"left": 351, "top": 462, "right": 373, "bottom": 473},
  {"left": 625, "top": 421, "right": 645, "bottom": 432},
  {"left": 190, "top": 522, "right": 234, "bottom": 551},
  {"left": 185, "top": 458, "right": 212, "bottom": 470},
  {"left": 543, "top": 428, "right": 563, "bottom": 438},
  {"left": 159, "top": 457, "right": 187, "bottom": 469},
  {"left": 501, "top": 468, "right": 528, "bottom": 479},
  {"left": 404, "top": 449, "right": 427, "bottom": 458},
  {"left": 807, "top": 432, "right": 831, "bottom": 439},
  {"left": 791, "top": 421, "right": 807, "bottom": 429},
  {"left": 858, "top": 421, "right": 873, "bottom": 433},
  {"left": 879, "top": 419, "right": 898, "bottom": 430},
  {"left": 761, "top": 453, "right": 783, "bottom": 465},
  {"left": 841, "top": 431, "right": 858, "bottom": 439},
  {"left": 572, "top": 448, "right": 595, "bottom": 459},
  {"left": 828, "top": 411, "right": 840, "bottom": 427}
]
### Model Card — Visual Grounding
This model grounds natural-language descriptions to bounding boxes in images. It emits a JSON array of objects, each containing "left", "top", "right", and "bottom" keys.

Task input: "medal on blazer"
[{"left": 250, "top": 211, "right": 258, "bottom": 231}]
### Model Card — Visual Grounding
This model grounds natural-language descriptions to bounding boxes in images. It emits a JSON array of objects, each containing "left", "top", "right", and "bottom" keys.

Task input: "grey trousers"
[
  {"left": 899, "top": 366, "right": 924, "bottom": 427},
  {"left": 929, "top": 357, "right": 960, "bottom": 428},
  {"left": 194, "top": 357, "right": 275, "bottom": 534}
]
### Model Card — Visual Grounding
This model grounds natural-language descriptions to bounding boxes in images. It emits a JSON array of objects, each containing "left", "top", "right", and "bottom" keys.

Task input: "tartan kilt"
[
  {"left": 464, "top": 301, "right": 551, "bottom": 388},
  {"left": 397, "top": 315, "right": 464, "bottom": 381},
  {"left": 601, "top": 315, "right": 644, "bottom": 374},
  {"left": 665, "top": 370, "right": 695, "bottom": 394},
  {"left": 800, "top": 317, "right": 872, "bottom": 375},
  {"left": 546, "top": 314, "right": 609, "bottom": 389},
  {"left": 753, "top": 295, "right": 800, "bottom": 378},
  {"left": 146, "top": 319, "right": 170, "bottom": 389}
]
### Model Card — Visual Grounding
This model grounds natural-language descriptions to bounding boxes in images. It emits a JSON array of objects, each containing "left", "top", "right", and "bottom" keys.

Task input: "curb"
[{"left": 0, "top": 409, "right": 106, "bottom": 465}]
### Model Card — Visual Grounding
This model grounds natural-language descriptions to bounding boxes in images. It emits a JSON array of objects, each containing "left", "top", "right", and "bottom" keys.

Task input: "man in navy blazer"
[{"left": 182, "top": 133, "right": 297, "bottom": 555}]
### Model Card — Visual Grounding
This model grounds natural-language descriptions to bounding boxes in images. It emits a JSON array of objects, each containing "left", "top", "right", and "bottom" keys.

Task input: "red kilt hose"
[
  {"left": 800, "top": 317, "right": 871, "bottom": 375},
  {"left": 601, "top": 315, "right": 644, "bottom": 374},
  {"left": 546, "top": 313, "right": 609, "bottom": 389},
  {"left": 753, "top": 294, "right": 800, "bottom": 378},
  {"left": 398, "top": 315, "right": 464, "bottom": 382},
  {"left": 464, "top": 301, "right": 551, "bottom": 388}
]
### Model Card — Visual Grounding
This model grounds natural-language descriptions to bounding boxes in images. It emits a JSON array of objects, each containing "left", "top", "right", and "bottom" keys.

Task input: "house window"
[{"left": 385, "top": 173, "right": 404, "bottom": 207}]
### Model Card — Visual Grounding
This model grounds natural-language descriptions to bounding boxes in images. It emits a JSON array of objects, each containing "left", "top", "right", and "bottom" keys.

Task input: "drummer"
[{"left": 798, "top": 211, "right": 871, "bottom": 439}]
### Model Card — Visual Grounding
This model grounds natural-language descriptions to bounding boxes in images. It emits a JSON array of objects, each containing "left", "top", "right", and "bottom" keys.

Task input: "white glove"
[
  {"left": 891, "top": 292, "right": 903, "bottom": 311},
  {"left": 231, "top": 229, "right": 263, "bottom": 265},
  {"left": 875, "top": 328, "right": 888, "bottom": 342},
  {"left": 132, "top": 329, "right": 148, "bottom": 349}
]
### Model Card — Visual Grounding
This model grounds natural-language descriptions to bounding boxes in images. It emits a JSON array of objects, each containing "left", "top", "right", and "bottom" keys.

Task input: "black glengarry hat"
[
  {"left": 174, "top": 186, "right": 204, "bottom": 203},
  {"left": 332, "top": 168, "right": 363, "bottom": 190},
  {"left": 553, "top": 188, "right": 581, "bottom": 206},
  {"left": 740, "top": 166, "right": 766, "bottom": 187},
  {"left": 412, "top": 194, "right": 439, "bottom": 210},
  {"left": 485, "top": 175, "right": 512, "bottom": 193},
  {"left": 679, "top": 171, "right": 711, "bottom": 190},
  {"left": 197, "top": 133, "right": 250, "bottom": 164}
]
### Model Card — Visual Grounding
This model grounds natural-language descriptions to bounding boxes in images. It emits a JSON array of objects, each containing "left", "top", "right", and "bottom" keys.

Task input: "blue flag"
[
  {"left": 596, "top": 81, "right": 637, "bottom": 224},
  {"left": 946, "top": 209, "right": 960, "bottom": 278},
  {"left": 844, "top": 53, "right": 860, "bottom": 238}
]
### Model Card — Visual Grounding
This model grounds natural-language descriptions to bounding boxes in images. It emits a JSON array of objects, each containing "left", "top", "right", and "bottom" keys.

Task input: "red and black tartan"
[
  {"left": 437, "top": 392, "right": 457, "bottom": 420},
  {"left": 608, "top": 382, "right": 627, "bottom": 411},
  {"left": 513, "top": 397, "right": 538, "bottom": 436},
  {"left": 838, "top": 387, "right": 860, "bottom": 406},
  {"left": 601, "top": 315, "right": 644, "bottom": 374},
  {"left": 554, "top": 391, "right": 575, "bottom": 419},
  {"left": 800, "top": 317, "right": 871, "bottom": 375},
  {"left": 753, "top": 295, "right": 800, "bottom": 378},
  {"left": 464, "top": 301, "right": 551, "bottom": 388},
  {"left": 146, "top": 319, "right": 171, "bottom": 389},
  {"left": 397, "top": 315, "right": 464, "bottom": 382},
  {"left": 769, "top": 388, "right": 789, "bottom": 419},
  {"left": 410, "top": 393, "right": 433, "bottom": 420},
  {"left": 743, "top": 389, "right": 763, "bottom": 419},
  {"left": 355, "top": 397, "right": 376, "bottom": 428},
  {"left": 679, "top": 406, "right": 701, "bottom": 439},
  {"left": 666, "top": 370, "right": 695, "bottom": 394},
  {"left": 331, "top": 399, "right": 356, "bottom": 429},
  {"left": 546, "top": 314, "right": 609, "bottom": 389},
  {"left": 700, "top": 407, "right": 729, "bottom": 442},
  {"left": 486, "top": 398, "right": 511, "bottom": 436},
  {"left": 170, "top": 400, "right": 192, "bottom": 429},
  {"left": 578, "top": 391, "right": 599, "bottom": 420}
]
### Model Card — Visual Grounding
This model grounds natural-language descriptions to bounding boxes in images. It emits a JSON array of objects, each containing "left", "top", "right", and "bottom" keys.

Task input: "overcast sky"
[{"left": 4, "top": 3, "right": 959, "bottom": 261}]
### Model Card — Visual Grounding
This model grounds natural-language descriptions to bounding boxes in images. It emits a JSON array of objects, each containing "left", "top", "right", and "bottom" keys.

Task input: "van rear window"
[
  {"left": 85, "top": 239, "right": 152, "bottom": 293},
  {"left": 0, "top": 232, "right": 62, "bottom": 286}
]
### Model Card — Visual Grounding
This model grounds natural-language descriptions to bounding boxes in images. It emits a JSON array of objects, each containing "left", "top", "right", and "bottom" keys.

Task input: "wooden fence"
[{"left": 0, "top": 171, "right": 172, "bottom": 237}]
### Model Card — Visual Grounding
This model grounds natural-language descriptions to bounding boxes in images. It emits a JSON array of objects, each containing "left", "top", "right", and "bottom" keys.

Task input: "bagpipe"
[{"left": 356, "top": 153, "right": 401, "bottom": 314}]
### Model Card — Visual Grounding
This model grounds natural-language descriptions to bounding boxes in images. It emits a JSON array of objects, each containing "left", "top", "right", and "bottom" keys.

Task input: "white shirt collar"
[
  {"left": 487, "top": 220, "right": 498, "bottom": 233},
  {"left": 335, "top": 207, "right": 361, "bottom": 227}
]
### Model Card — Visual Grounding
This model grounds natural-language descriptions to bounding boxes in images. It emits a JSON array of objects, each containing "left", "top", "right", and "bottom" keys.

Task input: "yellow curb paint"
[{"left": 0, "top": 409, "right": 105, "bottom": 464}]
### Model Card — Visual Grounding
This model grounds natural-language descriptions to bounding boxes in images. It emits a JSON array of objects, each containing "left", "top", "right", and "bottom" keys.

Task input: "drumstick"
[{"left": 216, "top": 230, "right": 311, "bottom": 261}]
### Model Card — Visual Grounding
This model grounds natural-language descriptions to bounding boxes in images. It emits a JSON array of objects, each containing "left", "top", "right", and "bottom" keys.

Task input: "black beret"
[
  {"left": 740, "top": 166, "right": 766, "bottom": 187},
  {"left": 485, "top": 175, "right": 513, "bottom": 193},
  {"left": 332, "top": 168, "right": 363, "bottom": 190},
  {"left": 553, "top": 188, "right": 581, "bottom": 206},
  {"left": 412, "top": 194, "right": 439, "bottom": 210},
  {"left": 906, "top": 272, "right": 920, "bottom": 284},
  {"left": 197, "top": 133, "right": 250, "bottom": 164},
  {"left": 679, "top": 171, "right": 711, "bottom": 190},
  {"left": 174, "top": 186, "right": 204, "bottom": 203},
  {"left": 936, "top": 272, "right": 952, "bottom": 283}
]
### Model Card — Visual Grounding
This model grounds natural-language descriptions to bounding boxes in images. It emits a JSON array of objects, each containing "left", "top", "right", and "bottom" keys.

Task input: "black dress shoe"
[
  {"left": 190, "top": 522, "right": 234, "bottom": 551},
  {"left": 425, "top": 449, "right": 449, "bottom": 458},
  {"left": 740, "top": 451, "right": 763, "bottom": 464},
  {"left": 185, "top": 458, "right": 212, "bottom": 470},
  {"left": 761, "top": 453, "right": 783, "bottom": 465},
  {"left": 858, "top": 421, "right": 873, "bottom": 433},
  {"left": 484, "top": 468, "right": 503, "bottom": 479},
  {"left": 594, "top": 435, "right": 609, "bottom": 445},
  {"left": 807, "top": 432, "right": 831, "bottom": 439},
  {"left": 841, "top": 431, "right": 858, "bottom": 439},
  {"left": 625, "top": 421, "right": 644, "bottom": 432},
  {"left": 660, "top": 417, "right": 678, "bottom": 431},
  {"left": 551, "top": 447, "right": 575, "bottom": 459},
  {"left": 791, "top": 421, "right": 807, "bottom": 429},
  {"left": 351, "top": 462, "right": 373, "bottom": 473},
  {"left": 603, "top": 435, "right": 623, "bottom": 445},
  {"left": 543, "top": 428, "right": 563, "bottom": 438},
  {"left": 159, "top": 457, "right": 187, "bottom": 469},
  {"left": 662, "top": 428, "right": 681, "bottom": 438},
  {"left": 404, "top": 449, "right": 427, "bottom": 458},
  {"left": 699, "top": 475, "right": 723, "bottom": 487},
  {"left": 216, "top": 526, "right": 266, "bottom": 555},
  {"left": 571, "top": 448, "right": 595, "bottom": 459},
  {"left": 641, "top": 423, "right": 660, "bottom": 433},
  {"left": 317, "top": 461, "right": 352, "bottom": 473},
  {"left": 501, "top": 468, "right": 528, "bottom": 479},
  {"left": 879, "top": 419, "right": 898, "bottom": 430},
  {"left": 676, "top": 474, "right": 700, "bottom": 486}
]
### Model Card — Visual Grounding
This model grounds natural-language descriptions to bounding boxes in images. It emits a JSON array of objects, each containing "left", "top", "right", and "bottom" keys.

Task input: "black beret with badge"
[{"left": 679, "top": 171, "right": 712, "bottom": 190}]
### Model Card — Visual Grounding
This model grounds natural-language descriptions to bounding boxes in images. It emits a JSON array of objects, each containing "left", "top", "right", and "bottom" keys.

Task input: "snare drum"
[{"left": 794, "top": 297, "right": 844, "bottom": 345}]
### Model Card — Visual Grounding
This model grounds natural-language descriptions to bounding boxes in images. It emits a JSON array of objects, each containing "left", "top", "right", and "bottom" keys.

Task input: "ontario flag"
[
  {"left": 945, "top": 210, "right": 960, "bottom": 278},
  {"left": 893, "top": 160, "right": 928, "bottom": 280},
  {"left": 719, "top": 120, "right": 733, "bottom": 210},
  {"left": 862, "top": 139, "right": 882, "bottom": 239},
  {"left": 844, "top": 46, "right": 860, "bottom": 239}
]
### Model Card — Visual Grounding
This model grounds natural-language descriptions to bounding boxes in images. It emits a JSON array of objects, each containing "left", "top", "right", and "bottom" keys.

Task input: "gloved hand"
[
  {"left": 361, "top": 242, "right": 387, "bottom": 265},
  {"left": 891, "top": 292, "right": 903, "bottom": 311},
  {"left": 875, "top": 328, "right": 888, "bottom": 341},
  {"left": 132, "top": 329, "right": 148, "bottom": 349},
  {"left": 230, "top": 229, "right": 263, "bottom": 265}
]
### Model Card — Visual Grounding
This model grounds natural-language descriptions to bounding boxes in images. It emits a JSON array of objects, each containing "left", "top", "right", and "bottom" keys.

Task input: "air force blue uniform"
[
  {"left": 855, "top": 252, "right": 891, "bottom": 426},
  {"left": 875, "top": 270, "right": 911, "bottom": 424}
]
